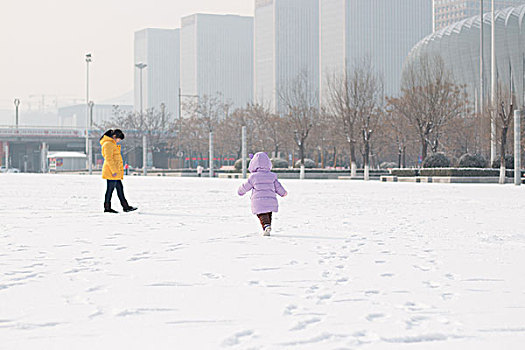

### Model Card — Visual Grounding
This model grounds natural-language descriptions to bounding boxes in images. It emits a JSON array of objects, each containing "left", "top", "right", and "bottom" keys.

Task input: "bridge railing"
[
  {"left": 0, "top": 127, "right": 85, "bottom": 138},
  {"left": 0, "top": 126, "right": 177, "bottom": 138}
]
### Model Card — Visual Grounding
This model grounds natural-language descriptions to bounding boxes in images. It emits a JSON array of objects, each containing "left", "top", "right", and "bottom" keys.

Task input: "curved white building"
[{"left": 407, "top": 5, "right": 525, "bottom": 106}]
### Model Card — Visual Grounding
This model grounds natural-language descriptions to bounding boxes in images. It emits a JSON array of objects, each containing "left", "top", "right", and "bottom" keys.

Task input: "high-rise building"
[
  {"left": 319, "top": 0, "right": 433, "bottom": 103},
  {"left": 254, "top": 0, "right": 320, "bottom": 112},
  {"left": 180, "top": 14, "right": 253, "bottom": 109},
  {"left": 134, "top": 28, "right": 180, "bottom": 117},
  {"left": 433, "top": 0, "right": 525, "bottom": 31}
]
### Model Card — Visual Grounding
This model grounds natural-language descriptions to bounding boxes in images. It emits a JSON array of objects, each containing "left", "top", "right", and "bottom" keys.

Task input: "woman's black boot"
[
  {"left": 104, "top": 203, "right": 118, "bottom": 213},
  {"left": 121, "top": 201, "right": 137, "bottom": 212}
]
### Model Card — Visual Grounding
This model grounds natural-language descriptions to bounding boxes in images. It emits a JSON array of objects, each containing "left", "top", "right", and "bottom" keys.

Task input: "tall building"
[
  {"left": 134, "top": 28, "right": 180, "bottom": 117},
  {"left": 319, "top": 0, "right": 433, "bottom": 103},
  {"left": 433, "top": 0, "right": 525, "bottom": 31},
  {"left": 255, "top": 0, "right": 320, "bottom": 112},
  {"left": 180, "top": 14, "right": 253, "bottom": 109}
]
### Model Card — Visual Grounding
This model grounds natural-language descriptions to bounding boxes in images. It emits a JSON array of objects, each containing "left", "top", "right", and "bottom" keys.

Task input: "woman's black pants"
[{"left": 105, "top": 180, "right": 127, "bottom": 204}]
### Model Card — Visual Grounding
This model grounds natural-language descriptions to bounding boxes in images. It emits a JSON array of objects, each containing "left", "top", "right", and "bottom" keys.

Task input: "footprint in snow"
[
  {"left": 366, "top": 313, "right": 386, "bottom": 322},
  {"left": 203, "top": 272, "right": 222, "bottom": 280},
  {"left": 222, "top": 330, "right": 254, "bottom": 347},
  {"left": 441, "top": 292, "right": 454, "bottom": 300},
  {"left": 284, "top": 304, "right": 298, "bottom": 315},
  {"left": 413, "top": 264, "right": 431, "bottom": 272},
  {"left": 290, "top": 317, "right": 322, "bottom": 331},
  {"left": 423, "top": 281, "right": 440, "bottom": 289},
  {"left": 318, "top": 293, "right": 332, "bottom": 301}
]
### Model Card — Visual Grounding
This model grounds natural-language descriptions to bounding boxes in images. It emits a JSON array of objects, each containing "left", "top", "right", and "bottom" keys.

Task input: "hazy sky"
[{"left": 0, "top": 0, "right": 254, "bottom": 110}]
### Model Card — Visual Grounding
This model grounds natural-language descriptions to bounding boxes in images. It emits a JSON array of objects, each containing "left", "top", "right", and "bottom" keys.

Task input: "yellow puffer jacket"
[{"left": 100, "top": 135, "right": 124, "bottom": 180}]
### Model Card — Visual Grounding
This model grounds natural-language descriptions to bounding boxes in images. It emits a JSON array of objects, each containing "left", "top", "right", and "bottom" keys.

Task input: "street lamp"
[
  {"left": 85, "top": 53, "right": 92, "bottom": 173},
  {"left": 14, "top": 98, "right": 20, "bottom": 129},
  {"left": 88, "top": 101, "right": 94, "bottom": 127},
  {"left": 88, "top": 101, "right": 94, "bottom": 174},
  {"left": 135, "top": 62, "right": 148, "bottom": 175},
  {"left": 479, "top": 0, "right": 484, "bottom": 129},
  {"left": 490, "top": 0, "right": 497, "bottom": 164},
  {"left": 135, "top": 63, "right": 147, "bottom": 117}
]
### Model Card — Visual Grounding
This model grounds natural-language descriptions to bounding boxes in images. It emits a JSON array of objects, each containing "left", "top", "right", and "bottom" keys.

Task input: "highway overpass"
[{"left": 0, "top": 127, "right": 90, "bottom": 173}]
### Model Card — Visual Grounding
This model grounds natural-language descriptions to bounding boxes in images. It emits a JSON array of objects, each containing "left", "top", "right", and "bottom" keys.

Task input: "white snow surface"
[{"left": 1, "top": 174, "right": 525, "bottom": 349}]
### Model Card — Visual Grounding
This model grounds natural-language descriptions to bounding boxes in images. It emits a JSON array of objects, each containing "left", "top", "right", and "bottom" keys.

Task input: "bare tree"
[
  {"left": 98, "top": 105, "right": 176, "bottom": 167},
  {"left": 278, "top": 71, "right": 319, "bottom": 167},
  {"left": 496, "top": 87, "right": 515, "bottom": 184},
  {"left": 184, "top": 94, "right": 232, "bottom": 171},
  {"left": 382, "top": 108, "right": 417, "bottom": 168},
  {"left": 184, "top": 94, "right": 232, "bottom": 133},
  {"left": 247, "top": 103, "right": 286, "bottom": 158},
  {"left": 352, "top": 61, "right": 383, "bottom": 180},
  {"left": 311, "top": 110, "right": 344, "bottom": 168},
  {"left": 326, "top": 68, "right": 359, "bottom": 176},
  {"left": 388, "top": 54, "right": 468, "bottom": 162}
]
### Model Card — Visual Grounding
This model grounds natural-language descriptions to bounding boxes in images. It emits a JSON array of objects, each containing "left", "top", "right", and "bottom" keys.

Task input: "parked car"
[{"left": 1, "top": 166, "right": 20, "bottom": 173}]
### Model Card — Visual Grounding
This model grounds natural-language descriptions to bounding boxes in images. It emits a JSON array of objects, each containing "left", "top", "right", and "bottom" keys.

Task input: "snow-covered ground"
[{"left": 1, "top": 174, "right": 525, "bottom": 349}]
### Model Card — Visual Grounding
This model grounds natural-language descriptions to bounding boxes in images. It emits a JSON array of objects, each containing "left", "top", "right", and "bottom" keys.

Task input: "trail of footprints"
[{"left": 278, "top": 231, "right": 457, "bottom": 346}]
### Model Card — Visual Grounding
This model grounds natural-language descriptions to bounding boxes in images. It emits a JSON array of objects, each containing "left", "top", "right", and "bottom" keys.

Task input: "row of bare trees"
[{"left": 99, "top": 53, "right": 518, "bottom": 175}]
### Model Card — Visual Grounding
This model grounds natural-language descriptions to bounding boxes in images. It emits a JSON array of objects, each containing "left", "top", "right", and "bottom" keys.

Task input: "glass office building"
[
  {"left": 180, "top": 14, "right": 254, "bottom": 109},
  {"left": 134, "top": 28, "right": 180, "bottom": 116},
  {"left": 255, "top": 0, "right": 320, "bottom": 112},
  {"left": 319, "top": 0, "right": 433, "bottom": 104}
]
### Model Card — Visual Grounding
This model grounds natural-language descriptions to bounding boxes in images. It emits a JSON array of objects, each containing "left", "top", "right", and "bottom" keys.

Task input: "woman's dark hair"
[
  {"left": 113, "top": 129, "right": 125, "bottom": 140},
  {"left": 100, "top": 129, "right": 114, "bottom": 141}
]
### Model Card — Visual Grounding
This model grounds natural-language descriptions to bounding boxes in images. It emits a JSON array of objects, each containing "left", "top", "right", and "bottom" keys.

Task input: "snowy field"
[{"left": 1, "top": 174, "right": 525, "bottom": 349}]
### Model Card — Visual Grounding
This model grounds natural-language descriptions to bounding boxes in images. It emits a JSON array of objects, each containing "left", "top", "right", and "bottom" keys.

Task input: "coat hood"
[
  {"left": 100, "top": 135, "right": 115, "bottom": 147},
  {"left": 249, "top": 152, "right": 272, "bottom": 173}
]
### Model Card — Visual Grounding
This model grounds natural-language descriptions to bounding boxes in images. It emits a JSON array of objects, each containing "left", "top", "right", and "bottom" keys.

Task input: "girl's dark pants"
[
  {"left": 257, "top": 212, "right": 272, "bottom": 229},
  {"left": 105, "top": 180, "right": 127, "bottom": 205}
]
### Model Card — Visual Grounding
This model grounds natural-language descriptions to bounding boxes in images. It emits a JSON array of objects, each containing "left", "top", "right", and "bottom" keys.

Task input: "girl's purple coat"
[{"left": 238, "top": 152, "right": 287, "bottom": 215}]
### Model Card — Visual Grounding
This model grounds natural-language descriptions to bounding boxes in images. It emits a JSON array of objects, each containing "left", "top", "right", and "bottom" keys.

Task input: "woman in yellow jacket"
[{"left": 100, "top": 129, "right": 137, "bottom": 213}]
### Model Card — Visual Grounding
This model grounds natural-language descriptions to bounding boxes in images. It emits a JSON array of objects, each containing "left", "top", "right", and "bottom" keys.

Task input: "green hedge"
[
  {"left": 419, "top": 168, "right": 520, "bottom": 177},
  {"left": 390, "top": 168, "right": 521, "bottom": 177},
  {"left": 422, "top": 153, "right": 451, "bottom": 168},
  {"left": 390, "top": 169, "right": 420, "bottom": 176},
  {"left": 234, "top": 158, "right": 251, "bottom": 170}
]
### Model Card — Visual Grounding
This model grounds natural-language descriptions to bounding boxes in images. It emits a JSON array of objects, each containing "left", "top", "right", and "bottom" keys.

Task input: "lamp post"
[
  {"left": 480, "top": 0, "right": 484, "bottom": 129},
  {"left": 515, "top": 109, "right": 521, "bottom": 186},
  {"left": 242, "top": 125, "right": 247, "bottom": 179},
  {"left": 491, "top": 0, "right": 497, "bottom": 164},
  {"left": 135, "top": 63, "right": 147, "bottom": 117},
  {"left": 88, "top": 101, "right": 94, "bottom": 174},
  {"left": 209, "top": 130, "right": 214, "bottom": 178},
  {"left": 85, "top": 53, "right": 92, "bottom": 172},
  {"left": 135, "top": 62, "right": 147, "bottom": 174},
  {"left": 14, "top": 98, "right": 20, "bottom": 129}
]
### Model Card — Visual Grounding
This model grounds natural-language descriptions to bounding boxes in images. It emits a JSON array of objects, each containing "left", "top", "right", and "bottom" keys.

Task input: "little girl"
[{"left": 238, "top": 152, "right": 287, "bottom": 236}]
